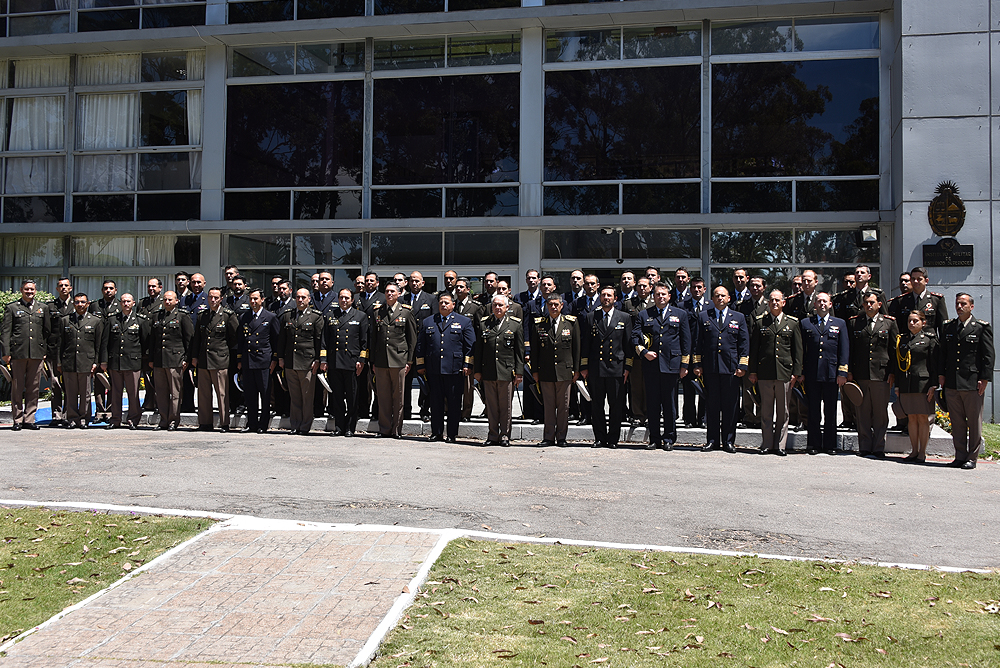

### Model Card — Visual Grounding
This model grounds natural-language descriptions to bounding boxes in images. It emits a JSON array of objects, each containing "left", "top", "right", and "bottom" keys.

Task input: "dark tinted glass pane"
[
  {"left": 228, "top": 0, "right": 292, "bottom": 24},
  {"left": 293, "top": 234, "right": 362, "bottom": 265},
  {"left": 293, "top": 268, "right": 355, "bottom": 293},
  {"left": 293, "top": 190, "right": 362, "bottom": 219},
  {"left": 445, "top": 231, "right": 518, "bottom": 265},
  {"left": 224, "top": 191, "right": 289, "bottom": 220},
  {"left": 370, "top": 232, "right": 442, "bottom": 265},
  {"left": 10, "top": 14, "right": 69, "bottom": 35},
  {"left": 543, "top": 230, "right": 617, "bottom": 260},
  {"left": 86, "top": 0, "right": 136, "bottom": 8},
  {"left": 226, "top": 81, "right": 364, "bottom": 188},
  {"left": 448, "top": 0, "right": 518, "bottom": 10},
  {"left": 231, "top": 46, "right": 295, "bottom": 76},
  {"left": 142, "top": 52, "right": 190, "bottom": 82},
  {"left": 78, "top": 10, "right": 140, "bottom": 32},
  {"left": 297, "top": 0, "right": 363, "bottom": 19},
  {"left": 712, "top": 21, "right": 792, "bottom": 54},
  {"left": 3, "top": 196, "right": 63, "bottom": 223},
  {"left": 543, "top": 185, "right": 617, "bottom": 216},
  {"left": 445, "top": 186, "right": 518, "bottom": 217},
  {"left": 447, "top": 34, "right": 520, "bottom": 67},
  {"left": 10, "top": 0, "right": 60, "bottom": 11},
  {"left": 142, "top": 5, "right": 206, "bottom": 29},
  {"left": 710, "top": 267, "right": 794, "bottom": 297},
  {"left": 373, "top": 74, "right": 519, "bottom": 185},
  {"left": 374, "top": 0, "right": 442, "bottom": 14},
  {"left": 139, "top": 153, "right": 194, "bottom": 190},
  {"left": 373, "top": 38, "right": 444, "bottom": 70},
  {"left": 73, "top": 194, "right": 134, "bottom": 222},
  {"left": 137, "top": 193, "right": 200, "bottom": 221},
  {"left": 622, "top": 183, "right": 700, "bottom": 214},
  {"left": 795, "top": 16, "right": 879, "bottom": 52},
  {"left": 710, "top": 231, "right": 792, "bottom": 264},
  {"left": 140, "top": 90, "right": 189, "bottom": 146},
  {"left": 229, "top": 234, "right": 290, "bottom": 265},
  {"left": 371, "top": 188, "right": 441, "bottom": 218},
  {"left": 623, "top": 229, "right": 701, "bottom": 259},
  {"left": 711, "top": 181, "right": 791, "bottom": 213},
  {"left": 796, "top": 230, "right": 879, "bottom": 264},
  {"left": 796, "top": 179, "right": 878, "bottom": 212},
  {"left": 623, "top": 25, "right": 701, "bottom": 59},
  {"left": 545, "top": 66, "right": 700, "bottom": 180},
  {"left": 545, "top": 30, "right": 621, "bottom": 63},
  {"left": 712, "top": 59, "right": 879, "bottom": 177},
  {"left": 174, "top": 235, "right": 201, "bottom": 265},
  {"left": 297, "top": 43, "right": 365, "bottom": 74}
]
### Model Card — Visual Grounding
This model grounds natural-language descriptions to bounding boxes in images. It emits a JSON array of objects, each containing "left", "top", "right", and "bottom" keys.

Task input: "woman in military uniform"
[{"left": 891, "top": 310, "right": 941, "bottom": 463}]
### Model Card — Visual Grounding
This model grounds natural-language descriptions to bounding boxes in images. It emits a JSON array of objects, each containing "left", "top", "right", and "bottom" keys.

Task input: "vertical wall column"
[
  {"left": 200, "top": 44, "right": 227, "bottom": 223},
  {"left": 520, "top": 27, "right": 544, "bottom": 218},
  {"left": 518, "top": 229, "right": 541, "bottom": 294}
]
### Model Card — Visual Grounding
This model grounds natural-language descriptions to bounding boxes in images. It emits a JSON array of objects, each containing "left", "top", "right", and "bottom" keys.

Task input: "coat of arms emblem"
[{"left": 927, "top": 181, "right": 965, "bottom": 237}]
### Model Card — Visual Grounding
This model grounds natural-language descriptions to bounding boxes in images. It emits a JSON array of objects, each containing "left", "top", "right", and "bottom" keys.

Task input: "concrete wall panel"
[
  {"left": 900, "top": 117, "right": 991, "bottom": 202},
  {"left": 901, "top": 0, "right": 988, "bottom": 35},
  {"left": 902, "top": 33, "right": 989, "bottom": 117}
]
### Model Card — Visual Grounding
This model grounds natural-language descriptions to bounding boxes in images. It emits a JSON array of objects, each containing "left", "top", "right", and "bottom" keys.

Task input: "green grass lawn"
[
  {"left": 1, "top": 506, "right": 211, "bottom": 645},
  {"left": 983, "top": 423, "right": 999, "bottom": 459},
  {"left": 374, "top": 541, "right": 1000, "bottom": 668}
]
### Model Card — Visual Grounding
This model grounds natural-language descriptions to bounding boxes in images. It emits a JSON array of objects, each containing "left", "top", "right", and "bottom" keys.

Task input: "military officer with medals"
[
  {"left": 475, "top": 294, "right": 524, "bottom": 446},
  {"left": 530, "top": 293, "right": 581, "bottom": 446},
  {"left": 148, "top": 291, "right": 194, "bottom": 431},
  {"left": 618, "top": 275, "right": 654, "bottom": 428},
  {"left": 54, "top": 292, "right": 105, "bottom": 429},
  {"left": 632, "top": 282, "right": 690, "bottom": 450},
  {"left": 223, "top": 276, "right": 251, "bottom": 415},
  {"left": 749, "top": 290, "right": 803, "bottom": 455},
  {"left": 833, "top": 264, "right": 886, "bottom": 321},
  {"left": 46, "top": 277, "right": 75, "bottom": 426},
  {"left": 800, "top": 292, "right": 849, "bottom": 455},
  {"left": 847, "top": 292, "right": 898, "bottom": 458},
  {"left": 237, "top": 288, "right": 279, "bottom": 433},
  {"left": 277, "top": 289, "right": 325, "bottom": 435},
  {"left": 321, "top": 287, "right": 370, "bottom": 437},
  {"left": 891, "top": 309, "right": 940, "bottom": 463},
  {"left": 455, "top": 277, "right": 485, "bottom": 421},
  {"left": 355, "top": 272, "right": 385, "bottom": 420},
  {"left": 904, "top": 267, "right": 948, "bottom": 336},
  {"left": 371, "top": 282, "right": 418, "bottom": 438},
  {"left": 416, "top": 292, "right": 476, "bottom": 443},
  {"left": 138, "top": 278, "right": 165, "bottom": 317},
  {"left": 101, "top": 292, "right": 149, "bottom": 430},
  {"left": 737, "top": 276, "right": 768, "bottom": 428},
  {"left": 938, "top": 293, "right": 995, "bottom": 469},
  {"left": 581, "top": 285, "right": 634, "bottom": 449},
  {"left": 682, "top": 277, "right": 709, "bottom": 428},
  {"left": 1, "top": 280, "right": 52, "bottom": 430},
  {"left": 403, "top": 271, "right": 435, "bottom": 420},
  {"left": 783, "top": 269, "right": 819, "bottom": 321},
  {"left": 178, "top": 273, "right": 208, "bottom": 414},
  {"left": 191, "top": 287, "right": 240, "bottom": 432},
  {"left": 87, "top": 279, "right": 121, "bottom": 423}
]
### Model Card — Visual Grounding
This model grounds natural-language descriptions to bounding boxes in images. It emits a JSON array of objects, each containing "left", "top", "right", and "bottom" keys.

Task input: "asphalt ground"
[{"left": 3, "top": 424, "right": 997, "bottom": 570}]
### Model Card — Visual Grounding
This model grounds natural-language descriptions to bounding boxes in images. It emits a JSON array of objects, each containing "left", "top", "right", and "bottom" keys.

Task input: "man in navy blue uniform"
[
  {"left": 692, "top": 286, "right": 749, "bottom": 452},
  {"left": 682, "top": 277, "right": 709, "bottom": 427},
  {"left": 321, "top": 288, "right": 370, "bottom": 437},
  {"left": 312, "top": 272, "right": 337, "bottom": 315},
  {"left": 800, "top": 292, "right": 849, "bottom": 455},
  {"left": 581, "top": 285, "right": 633, "bottom": 449},
  {"left": 237, "top": 288, "right": 279, "bottom": 433},
  {"left": 416, "top": 292, "right": 476, "bottom": 443},
  {"left": 632, "top": 282, "right": 690, "bottom": 450}
]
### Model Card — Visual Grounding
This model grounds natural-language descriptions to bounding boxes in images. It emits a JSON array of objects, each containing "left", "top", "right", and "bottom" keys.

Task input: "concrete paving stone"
[
  {"left": 259, "top": 572, "right": 344, "bottom": 593},
  {"left": 88, "top": 630, "right": 197, "bottom": 661},
  {"left": 187, "top": 571, "right": 273, "bottom": 592},
  {"left": 113, "top": 570, "right": 205, "bottom": 592},
  {"left": 203, "top": 612, "right": 307, "bottom": 637},
  {"left": 300, "top": 543, "right": 371, "bottom": 560},
  {"left": 174, "top": 633, "right": 281, "bottom": 663},
  {"left": 8, "top": 625, "right": 107, "bottom": 656},
  {"left": 56, "top": 608, "right": 136, "bottom": 633},
  {"left": 214, "top": 557, "right": 293, "bottom": 575},
  {"left": 157, "top": 589, "right": 254, "bottom": 611},
  {"left": 236, "top": 590, "right": 326, "bottom": 613},
  {"left": 268, "top": 635, "right": 363, "bottom": 665},
  {"left": 123, "top": 609, "right": 220, "bottom": 634},
  {"left": 363, "top": 543, "right": 435, "bottom": 562}
]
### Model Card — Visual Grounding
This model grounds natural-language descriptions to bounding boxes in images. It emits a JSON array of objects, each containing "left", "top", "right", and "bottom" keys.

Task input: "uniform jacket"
[
  {"left": 886, "top": 293, "right": 910, "bottom": 323},
  {"left": 225, "top": 292, "right": 251, "bottom": 318},
  {"left": 832, "top": 285, "right": 887, "bottom": 321},
  {"left": 271, "top": 298, "right": 295, "bottom": 317},
  {"left": 940, "top": 317, "right": 995, "bottom": 391},
  {"left": 783, "top": 290, "right": 817, "bottom": 321},
  {"left": 184, "top": 291, "right": 209, "bottom": 327},
  {"left": 102, "top": 310, "right": 149, "bottom": 372},
  {"left": 416, "top": 312, "right": 476, "bottom": 376},
  {"left": 529, "top": 314, "right": 580, "bottom": 383},
  {"left": 56, "top": 311, "right": 105, "bottom": 372},
  {"left": 738, "top": 296, "right": 768, "bottom": 320},
  {"left": 138, "top": 293, "right": 164, "bottom": 317},
  {"left": 581, "top": 307, "right": 633, "bottom": 377},
  {"left": 475, "top": 314, "right": 524, "bottom": 382},
  {"left": 312, "top": 291, "right": 337, "bottom": 315},
  {"left": 572, "top": 293, "right": 600, "bottom": 317},
  {"left": 891, "top": 330, "right": 940, "bottom": 394},
  {"left": 515, "top": 289, "right": 543, "bottom": 311},
  {"left": 749, "top": 312, "right": 803, "bottom": 381},
  {"left": 693, "top": 307, "right": 750, "bottom": 375},
  {"left": 371, "top": 303, "right": 417, "bottom": 368},
  {"left": 848, "top": 313, "right": 899, "bottom": 381},
  {"left": 900, "top": 290, "right": 948, "bottom": 335},
  {"left": 149, "top": 307, "right": 194, "bottom": 369},
  {"left": 193, "top": 307, "right": 240, "bottom": 370},
  {"left": 48, "top": 296, "right": 75, "bottom": 318},
  {"left": 800, "top": 314, "right": 849, "bottom": 383},
  {"left": 620, "top": 294, "right": 654, "bottom": 318},
  {"left": 1, "top": 298, "right": 51, "bottom": 360},
  {"left": 237, "top": 308, "right": 280, "bottom": 370},
  {"left": 323, "top": 306, "right": 370, "bottom": 371},
  {"left": 403, "top": 290, "right": 436, "bottom": 322},
  {"left": 356, "top": 291, "right": 387, "bottom": 316},
  {"left": 683, "top": 297, "right": 709, "bottom": 346},
  {"left": 277, "top": 307, "right": 325, "bottom": 371},
  {"left": 632, "top": 305, "right": 691, "bottom": 375},
  {"left": 88, "top": 296, "right": 122, "bottom": 320}
]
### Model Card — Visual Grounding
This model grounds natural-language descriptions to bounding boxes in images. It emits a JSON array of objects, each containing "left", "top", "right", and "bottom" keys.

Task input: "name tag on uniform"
[
  {"left": 349, "top": 320, "right": 359, "bottom": 325},
  {"left": 728, "top": 321, "right": 739, "bottom": 329},
  {"left": 451, "top": 322, "right": 462, "bottom": 329},
  {"left": 829, "top": 326, "right": 840, "bottom": 334}
]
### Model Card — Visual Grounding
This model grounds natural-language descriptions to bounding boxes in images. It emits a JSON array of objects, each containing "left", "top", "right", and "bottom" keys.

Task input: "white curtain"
[
  {"left": 77, "top": 93, "right": 136, "bottom": 149},
  {"left": 8, "top": 96, "right": 64, "bottom": 150},
  {"left": 75, "top": 154, "right": 134, "bottom": 192},
  {"left": 3, "top": 237, "right": 63, "bottom": 267},
  {"left": 72, "top": 236, "right": 134, "bottom": 267},
  {"left": 136, "top": 236, "right": 177, "bottom": 266},
  {"left": 186, "top": 88, "right": 203, "bottom": 186},
  {"left": 12, "top": 57, "right": 70, "bottom": 88},
  {"left": 73, "top": 276, "right": 136, "bottom": 302},
  {"left": 5, "top": 157, "right": 65, "bottom": 194},
  {"left": 186, "top": 50, "right": 205, "bottom": 80},
  {"left": 77, "top": 53, "right": 140, "bottom": 86}
]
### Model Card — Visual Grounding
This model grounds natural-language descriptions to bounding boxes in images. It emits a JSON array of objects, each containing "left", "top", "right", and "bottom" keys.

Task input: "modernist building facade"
[{"left": 0, "top": 0, "right": 995, "bottom": 416}]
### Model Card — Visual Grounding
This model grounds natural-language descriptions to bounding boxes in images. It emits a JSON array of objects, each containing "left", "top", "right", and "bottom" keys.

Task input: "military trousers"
[
  {"left": 945, "top": 388, "right": 984, "bottom": 463},
  {"left": 242, "top": 367, "right": 271, "bottom": 431},
  {"left": 153, "top": 367, "right": 183, "bottom": 428},
  {"left": 856, "top": 379, "right": 890, "bottom": 455},
  {"left": 704, "top": 372, "right": 741, "bottom": 446},
  {"left": 483, "top": 380, "right": 514, "bottom": 442},
  {"left": 197, "top": 368, "right": 230, "bottom": 428},
  {"left": 427, "top": 372, "right": 464, "bottom": 439},
  {"left": 49, "top": 363, "right": 66, "bottom": 422},
  {"left": 374, "top": 366, "right": 406, "bottom": 437},
  {"left": 9, "top": 358, "right": 43, "bottom": 425},
  {"left": 628, "top": 360, "right": 645, "bottom": 422},
  {"left": 805, "top": 379, "right": 839, "bottom": 452},
  {"left": 285, "top": 368, "right": 315, "bottom": 432},
  {"left": 108, "top": 369, "right": 141, "bottom": 426},
  {"left": 758, "top": 379, "right": 791, "bottom": 451},
  {"left": 644, "top": 369, "right": 679, "bottom": 444},
  {"left": 329, "top": 367, "right": 359, "bottom": 432},
  {"left": 540, "top": 380, "right": 572, "bottom": 442},
  {"left": 63, "top": 371, "right": 93, "bottom": 426},
  {"left": 590, "top": 374, "right": 625, "bottom": 446}
]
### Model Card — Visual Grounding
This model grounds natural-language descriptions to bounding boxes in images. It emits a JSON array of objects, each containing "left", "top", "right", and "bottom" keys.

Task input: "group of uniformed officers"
[{"left": 1, "top": 263, "right": 992, "bottom": 468}]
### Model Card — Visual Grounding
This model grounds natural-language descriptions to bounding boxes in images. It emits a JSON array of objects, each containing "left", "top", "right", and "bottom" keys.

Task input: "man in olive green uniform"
[
  {"left": 455, "top": 277, "right": 485, "bottom": 421},
  {"left": 371, "top": 283, "right": 418, "bottom": 438},
  {"left": 138, "top": 278, "right": 165, "bottom": 317},
  {"left": 192, "top": 287, "right": 240, "bottom": 432},
  {"left": 475, "top": 295, "right": 524, "bottom": 446},
  {"left": 748, "top": 290, "right": 802, "bottom": 455},
  {"left": 46, "top": 277, "right": 75, "bottom": 426},
  {"left": 530, "top": 294, "right": 581, "bottom": 446},
  {"left": 54, "top": 293, "right": 105, "bottom": 428},
  {"left": 277, "top": 289, "right": 325, "bottom": 435},
  {"left": 939, "top": 293, "right": 995, "bottom": 469},
  {"left": 88, "top": 279, "right": 122, "bottom": 423},
  {"left": 848, "top": 292, "right": 898, "bottom": 457},
  {"left": 101, "top": 293, "right": 149, "bottom": 429},
  {"left": 1, "top": 280, "right": 52, "bottom": 430},
  {"left": 904, "top": 267, "right": 948, "bottom": 337},
  {"left": 149, "top": 291, "right": 194, "bottom": 431}
]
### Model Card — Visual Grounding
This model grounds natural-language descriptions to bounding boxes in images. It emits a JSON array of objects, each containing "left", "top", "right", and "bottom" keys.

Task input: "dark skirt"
[{"left": 900, "top": 392, "right": 935, "bottom": 415}]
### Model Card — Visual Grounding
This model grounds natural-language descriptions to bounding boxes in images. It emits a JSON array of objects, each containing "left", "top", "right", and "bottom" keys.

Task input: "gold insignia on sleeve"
[
  {"left": 692, "top": 354, "right": 702, "bottom": 363},
  {"left": 838, "top": 364, "right": 849, "bottom": 372},
  {"left": 359, "top": 350, "right": 369, "bottom": 358},
  {"left": 681, "top": 354, "right": 690, "bottom": 364},
  {"left": 739, "top": 356, "right": 749, "bottom": 365},
  {"left": 564, "top": 315, "right": 577, "bottom": 321}
]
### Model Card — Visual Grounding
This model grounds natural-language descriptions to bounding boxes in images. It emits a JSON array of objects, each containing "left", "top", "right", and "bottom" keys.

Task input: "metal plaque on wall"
[{"left": 923, "top": 238, "right": 973, "bottom": 267}]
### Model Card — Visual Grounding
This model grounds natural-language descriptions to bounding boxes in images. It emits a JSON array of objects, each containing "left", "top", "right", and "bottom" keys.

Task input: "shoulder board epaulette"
[
  {"left": 137, "top": 313, "right": 148, "bottom": 320},
  {"left": 849, "top": 314, "right": 860, "bottom": 320},
  {"left": 176, "top": 306, "right": 190, "bottom": 314},
  {"left": 221, "top": 306, "right": 235, "bottom": 314},
  {"left": 979, "top": 319, "right": 990, "bottom": 325},
  {"left": 930, "top": 291, "right": 943, "bottom": 297},
  {"left": 509, "top": 316, "right": 521, "bottom": 323},
  {"left": 785, "top": 315, "right": 798, "bottom": 322},
  {"left": 480, "top": 315, "right": 490, "bottom": 322},
  {"left": 755, "top": 313, "right": 765, "bottom": 320},
  {"left": 564, "top": 315, "right": 577, "bottom": 321},
  {"left": 401, "top": 303, "right": 412, "bottom": 309},
  {"left": 943, "top": 318, "right": 956, "bottom": 325},
  {"left": 884, "top": 314, "right": 895, "bottom": 320},
  {"left": 534, "top": 317, "right": 545, "bottom": 323}
]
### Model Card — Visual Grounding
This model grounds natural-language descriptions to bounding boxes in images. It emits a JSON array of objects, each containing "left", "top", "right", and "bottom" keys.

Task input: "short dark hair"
[
  {"left": 148, "top": 278, "right": 162, "bottom": 287},
  {"left": 365, "top": 271, "right": 378, "bottom": 280},
  {"left": 955, "top": 291, "right": 974, "bottom": 305},
  {"left": 546, "top": 293, "right": 563, "bottom": 304},
  {"left": 103, "top": 279, "right": 117, "bottom": 288},
  {"left": 73, "top": 292, "right": 88, "bottom": 301},
  {"left": 691, "top": 276, "right": 705, "bottom": 286},
  {"left": 174, "top": 271, "right": 190, "bottom": 280},
  {"left": 653, "top": 281, "right": 670, "bottom": 292},
  {"left": 208, "top": 287, "right": 224, "bottom": 295},
  {"left": 224, "top": 265, "right": 238, "bottom": 272},
  {"left": 909, "top": 266, "right": 927, "bottom": 278},
  {"left": 437, "top": 291, "right": 454, "bottom": 303},
  {"left": 20, "top": 279, "right": 36, "bottom": 289},
  {"left": 339, "top": 287, "right": 354, "bottom": 298},
  {"left": 248, "top": 288, "right": 264, "bottom": 299}
]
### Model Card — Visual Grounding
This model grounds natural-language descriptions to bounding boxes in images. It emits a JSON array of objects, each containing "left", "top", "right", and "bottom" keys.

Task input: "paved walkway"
[{"left": 1, "top": 517, "right": 445, "bottom": 668}]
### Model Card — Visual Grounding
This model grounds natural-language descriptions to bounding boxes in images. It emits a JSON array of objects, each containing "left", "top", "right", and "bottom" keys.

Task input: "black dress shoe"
[
  {"left": 961, "top": 460, "right": 977, "bottom": 470},
  {"left": 661, "top": 440, "right": 674, "bottom": 451},
  {"left": 11, "top": 423, "right": 22, "bottom": 431},
  {"left": 198, "top": 425, "right": 213, "bottom": 432},
  {"left": 484, "top": 439, "right": 499, "bottom": 446},
  {"left": 591, "top": 440, "right": 603, "bottom": 448},
  {"left": 219, "top": 425, "right": 230, "bottom": 433},
  {"left": 333, "top": 429, "right": 345, "bottom": 437},
  {"left": 445, "top": 436, "right": 457, "bottom": 443},
  {"left": 774, "top": 449, "right": 787, "bottom": 457},
  {"left": 645, "top": 442, "right": 658, "bottom": 450},
  {"left": 555, "top": 439, "right": 567, "bottom": 447},
  {"left": 540, "top": 439, "right": 556, "bottom": 447},
  {"left": 531, "top": 419, "right": 542, "bottom": 425},
  {"left": 723, "top": 442, "right": 736, "bottom": 453},
  {"left": 257, "top": 428, "right": 267, "bottom": 434},
  {"left": 345, "top": 430, "right": 355, "bottom": 437},
  {"left": 166, "top": 423, "right": 177, "bottom": 432},
  {"left": 127, "top": 421, "right": 138, "bottom": 430},
  {"left": 24, "top": 423, "right": 40, "bottom": 430},
  {"left": 66, "top": 422, "right": 77, "bottom": 429},
  {"left": 240, "top": 426, "right": 254, "bottom": 433},
  {"left": 428, "top": 434, "right": 445, "bottom": 442},
  {"left": 105, "top": 423, "right": 118, "bottom": 430},
  {"left": 153, "top": 425, "right": 165, "bottom": 431},
  {"left": 286, "top": 429, "right": 299, "bottom": 435},
  {"left": 702, "top": 441, "right": 718, "bottom": 452},
  {"left": 608, "top": 442, "right": 618, "bottom": 449}
]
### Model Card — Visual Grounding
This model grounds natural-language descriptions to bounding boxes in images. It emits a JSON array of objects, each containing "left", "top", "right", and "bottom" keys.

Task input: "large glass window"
[
  {"left": 227, "top": 233, "right": 362, "bottom": 294},
  {"left": 78, "top": 0, "right": 206, "bottom": 32},
  {"left": 373, "top": 0, "right": 517, "bottom": 16},
  {"left": 4, "top": 0, "right": 70, "bottom": 37},
  {"left": 712, "top": 16, "right": 879, "bottom": 55}
]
